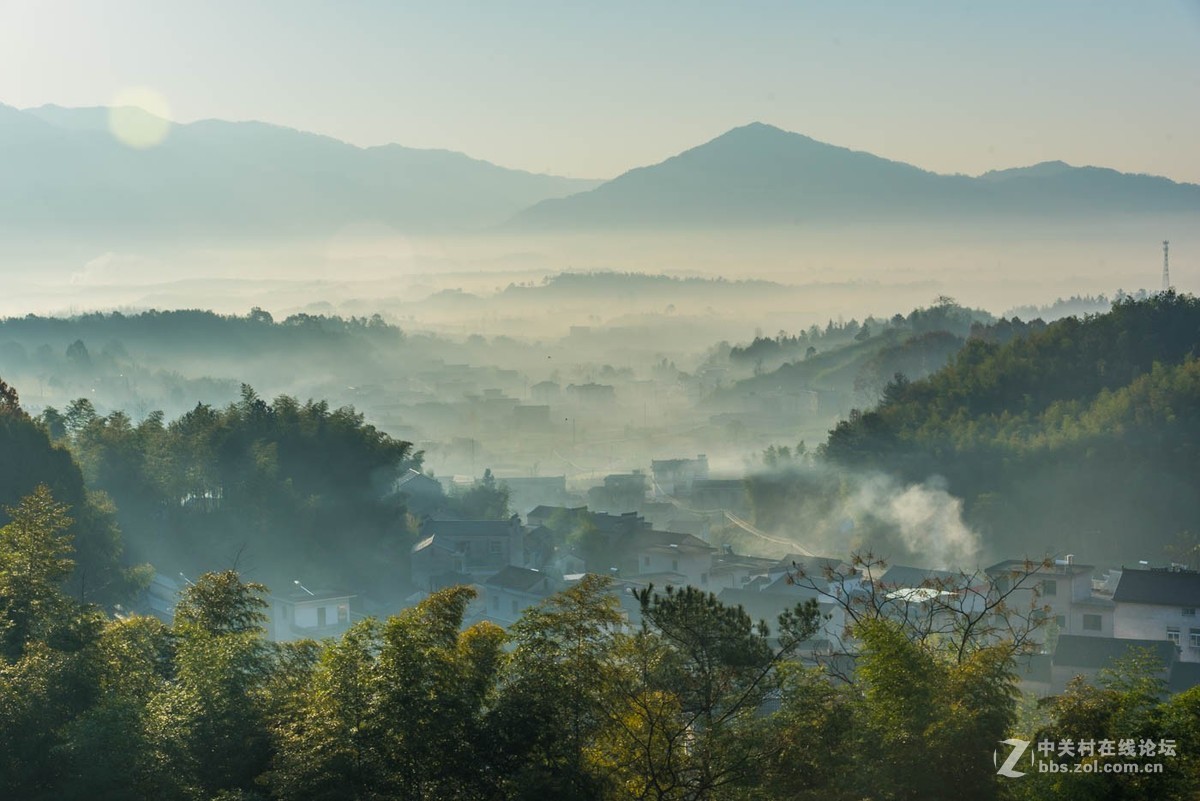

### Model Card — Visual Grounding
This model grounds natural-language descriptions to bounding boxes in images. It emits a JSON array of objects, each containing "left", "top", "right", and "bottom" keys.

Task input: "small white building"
[{"left": 267, "top": 587, "right": 355, "bottom": 642}]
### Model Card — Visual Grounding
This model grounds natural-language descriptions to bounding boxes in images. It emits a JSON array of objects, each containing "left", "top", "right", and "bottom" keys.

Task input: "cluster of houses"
[
  {"left": 405, "top": 498, "right": 1200, "bottom": 696},
  {"left": 141, "top": 457, "right": 1200, "bottom": 699}
]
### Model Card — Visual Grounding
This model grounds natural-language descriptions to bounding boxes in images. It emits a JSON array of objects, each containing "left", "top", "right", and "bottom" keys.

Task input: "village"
[{"left": 140, "top": 453, "right": 1200, "bottom": 700}]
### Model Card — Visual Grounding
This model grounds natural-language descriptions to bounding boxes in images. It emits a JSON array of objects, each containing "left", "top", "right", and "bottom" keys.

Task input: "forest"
[{"left": 2, "top": 484, "right": 1197, "bottom": 801}]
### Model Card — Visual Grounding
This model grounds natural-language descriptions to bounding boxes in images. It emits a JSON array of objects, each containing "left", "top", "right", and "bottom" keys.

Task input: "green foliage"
[
  {"left": 0, "top": 383, "right": 142, "bottom": 606},
  {"left": 821, "top": 293, "right": 1200, "bottom": 561},
  {"left": 1009, "top": 650, "right": 1200, "bottom": 801},
  {"left": 60, "top": 385, "right": 420, "bottom": 598},
  {"left": 491, "top": 574, "right": 625, "bottom": 800},
  {"left": 445, "top": 467, "right": 511, "bottom": 520}
]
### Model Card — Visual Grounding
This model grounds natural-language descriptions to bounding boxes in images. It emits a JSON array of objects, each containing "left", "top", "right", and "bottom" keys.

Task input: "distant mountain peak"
[{"left": 511, "top": 122, "right": 1200, "bottom": 229}]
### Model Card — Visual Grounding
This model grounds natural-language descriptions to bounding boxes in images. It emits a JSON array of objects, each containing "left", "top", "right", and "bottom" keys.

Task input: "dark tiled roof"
[
  {"left": 423, "top": 518, "right": 518, "bottom": 538},
  {"left": 1113, "top": 568, "right": 1200, "bottom": 607},
  {"left": 716, "top": 587, "right": 825, "bottom": 626},
  {"left": 986, "top": 559, "right": 1095, "bottom": 576},
  {"left": 1053, "top": 635, "right": 1176, "bottom": 670},
  {"left": 484, "top": 566, "right": 553, "bottom": 594},
  {"left": 776, "top": 555, "right": 850, "bottom": 577},
  {"left": 632, "top": 530, "right": 717, "bottom": 552},
  {"left": 1169, "top": 661, "right": 1200, "bottom": 694},
  {"left": 397, "top": 469, "right": 442, "bottom": 490}
]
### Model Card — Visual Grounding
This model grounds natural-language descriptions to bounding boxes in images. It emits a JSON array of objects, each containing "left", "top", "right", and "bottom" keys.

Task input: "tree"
[
  {"left": 0, "top": 377, "right": 18, "bottom": 409},
  {"left": 447, "top": 467, "right": 511, "bottom": 520},
  {"left": 786, "top": 553, "right": 1046, "bottom": 800},
  {"left": 789, "top": 552, "right": 1050, "bottom": 666},
  {"left": 372, "top": 586, "right": 507, "bottom": 799},
  {"left": 491, "top": 574, "right": 625, "bottom": 800},
  {"left": 0, "top": 485, "right": 75, "bottom": 659},
  {"left": 157, "top": 570, "right": 275, "bottom": 797},
  {"left": 596, "top": 585, "right": 820, "bottom": 800},
  {"left": 269, "top": 620, "right": 385, "bottom": 801}
]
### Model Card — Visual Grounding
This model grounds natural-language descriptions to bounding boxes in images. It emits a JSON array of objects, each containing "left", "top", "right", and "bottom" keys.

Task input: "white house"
[
  {"left": 267, "top": 587, "right": 354, "bottom": 642},
  {"left": 1113, "top": 567, "right": 1200, "bottom": 663},
  {"left": 985, "top": 557, "right": 1110, "bottom": 640}
]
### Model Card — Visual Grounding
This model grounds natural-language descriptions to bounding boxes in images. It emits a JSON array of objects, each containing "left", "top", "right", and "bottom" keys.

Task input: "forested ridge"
[
  {"left": 41, "top": 386, "right": 422, "bottom": 601},
  {"left": 820, "top": 292, "right": 1200, "bottom": 562}
]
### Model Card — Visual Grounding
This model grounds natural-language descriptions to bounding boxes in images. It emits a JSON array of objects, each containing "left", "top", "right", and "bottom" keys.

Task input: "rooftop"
[
  {"left": 1053, "top": 634, "right": 1176, "bottom": 670},
  {"left": 1113, "top": 567, "right": 1200, "bottom": 607},
  {"left": 422, "top": 517, "right": 520, "bottom": 538},
  {"left": 484, "top": 565, "right": 556, "bottom": 595}
]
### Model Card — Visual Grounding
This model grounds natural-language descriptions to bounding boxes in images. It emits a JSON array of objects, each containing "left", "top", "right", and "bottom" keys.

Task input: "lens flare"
[{"left": 108, "top": 87, "right": 172, "bottom": 149}]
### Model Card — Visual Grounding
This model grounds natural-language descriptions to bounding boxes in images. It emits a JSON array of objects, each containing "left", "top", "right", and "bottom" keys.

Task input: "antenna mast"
[{"left": 1162, "top": 240, "right": 1171, "bottom": 292}]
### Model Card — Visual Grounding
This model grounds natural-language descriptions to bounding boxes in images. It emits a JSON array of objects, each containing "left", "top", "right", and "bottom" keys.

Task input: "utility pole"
[{"left": 1162, "top": 240, "right": 1171, "bottom": 292}]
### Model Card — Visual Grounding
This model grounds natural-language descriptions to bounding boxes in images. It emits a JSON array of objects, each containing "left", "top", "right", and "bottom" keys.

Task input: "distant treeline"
[
  {"left": 1003, "top": 289, "right": 1153, "bottom": 323},
  {"left": 728, "top": 296, "right": 992, "bottom": 366},
  {"left": 0, "top": 308, "right": 399, "bottom": 354}
]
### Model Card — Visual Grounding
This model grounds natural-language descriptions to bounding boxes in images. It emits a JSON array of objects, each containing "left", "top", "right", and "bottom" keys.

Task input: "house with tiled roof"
[
  {"left": 1113, "top": 567, "right": 1200, "bottom": 663},
  {"left": 410, "top": 515, "right": 524, "bottom": 590},
  {"left": 480, "top": 566, "right": 562, "bottom": 625},
  {"left": 1050, "top": 634, "right": 1176, "bottom": 693}
]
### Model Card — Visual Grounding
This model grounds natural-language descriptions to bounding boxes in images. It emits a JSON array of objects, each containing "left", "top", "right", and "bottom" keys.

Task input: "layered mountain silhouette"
[
  {"left": 0, "top": 104, "right": 600, "bottom": 234},
  {"left": 2, "top": 110, "right": 1196, "bottom": 236},
  {"left": 512, "top": 122, "right": 1200, "bottom": 228}
]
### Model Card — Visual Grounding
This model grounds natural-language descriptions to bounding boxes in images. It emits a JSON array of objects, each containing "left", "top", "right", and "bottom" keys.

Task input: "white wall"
[{"left": 1114, "top": 603, "right": 1200, "bottom": 663}]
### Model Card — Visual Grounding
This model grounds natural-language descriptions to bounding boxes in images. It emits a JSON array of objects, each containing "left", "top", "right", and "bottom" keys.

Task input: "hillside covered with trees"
[
  {"left": 38, "top": 385, "right": 422, "bottom": 603},
  {"left": 819, "top": 292, "right": 1200, "bottom": 563}
]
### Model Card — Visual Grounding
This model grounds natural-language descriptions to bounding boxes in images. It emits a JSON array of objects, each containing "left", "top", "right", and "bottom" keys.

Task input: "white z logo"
[{"left": 995, "top": 738, "right": 1030, "bottom": 778}]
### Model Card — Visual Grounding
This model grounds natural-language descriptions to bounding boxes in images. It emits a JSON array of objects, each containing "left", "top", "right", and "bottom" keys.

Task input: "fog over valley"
[{"left": 4, "top": 5, "right": 1200, "bottom": 795}]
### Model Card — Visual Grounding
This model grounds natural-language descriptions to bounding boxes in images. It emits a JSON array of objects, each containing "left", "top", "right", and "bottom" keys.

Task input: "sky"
[{"left": 2, "top": 0, "right": 1199, "bottom": 181}]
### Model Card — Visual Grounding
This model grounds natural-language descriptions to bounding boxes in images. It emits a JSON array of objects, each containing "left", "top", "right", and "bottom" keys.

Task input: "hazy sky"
[{"left": 3, "top": 1, "right": 1199, "bottom": 181}]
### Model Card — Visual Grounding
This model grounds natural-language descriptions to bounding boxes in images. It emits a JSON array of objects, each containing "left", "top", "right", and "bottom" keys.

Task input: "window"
[
  {"left": 317, "top": 606, "right": 327, "bottom": 627},
  {"left": 1083, "top": 614, "right": 1102, "bottom": 632},
  {"left": 1191, "top": 629, "right": 1200, "bottom": 649},
  {"left": 489, "top": 540, "right": 503, "bottom": 555},
  {"left": 1041, "top": 579, "right": 1057, "bottom": 596},
  {"left": 338, "top": 604, "right": 349, "bottom": 624},
  {"left": 1184, "top": 608, "right": 1196, "bottom": 617},
  {"left": 1054, "top": 615, "right": 1066, "bottom": 629},
  {"left": 1167, "top": 627, "right": 1181, "bottom": 645}
]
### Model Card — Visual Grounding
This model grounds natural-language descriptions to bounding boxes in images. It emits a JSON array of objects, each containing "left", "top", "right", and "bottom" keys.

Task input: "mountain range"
[
  {"left": 0, "top": 104, "right": 599, "bottom": 234},
  {"left": 2, "top": 107, "right": 1197, "bottom": 235}
]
